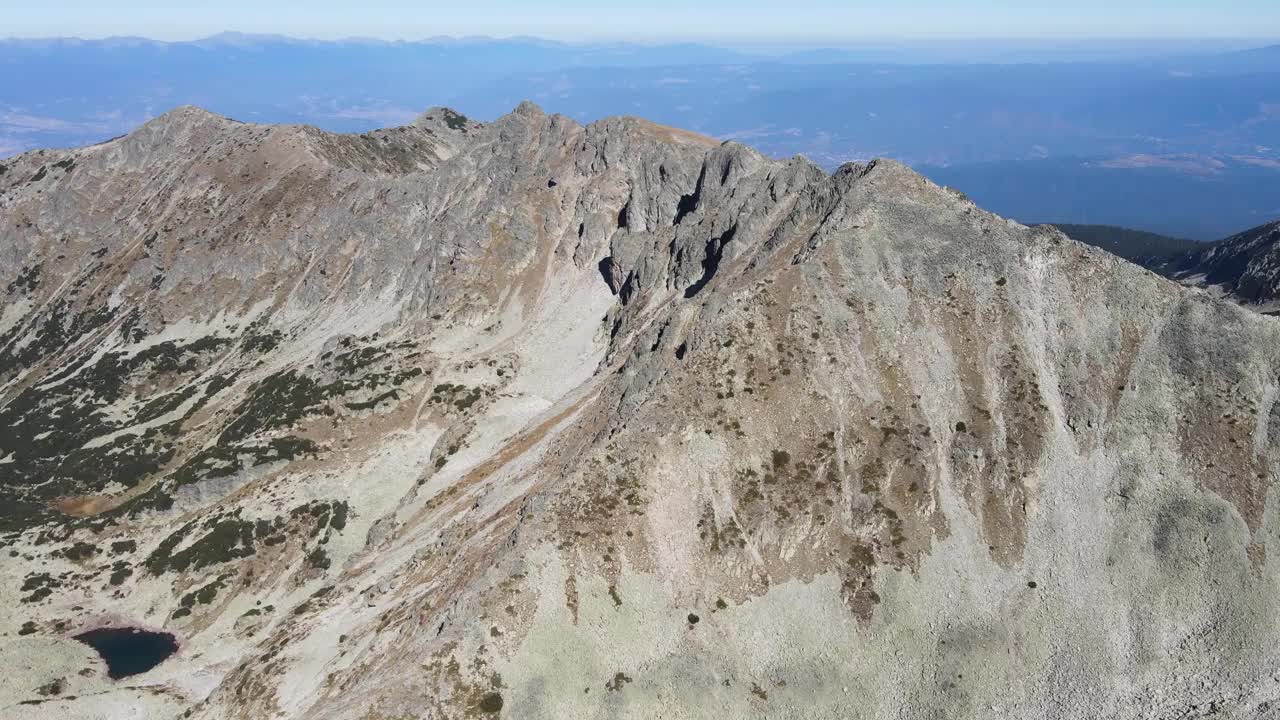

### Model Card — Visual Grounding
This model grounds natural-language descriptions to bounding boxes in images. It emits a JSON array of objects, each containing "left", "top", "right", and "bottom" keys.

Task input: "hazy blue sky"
[{"left": 5, "top": 1, "right": 1280, "bottom": 42}]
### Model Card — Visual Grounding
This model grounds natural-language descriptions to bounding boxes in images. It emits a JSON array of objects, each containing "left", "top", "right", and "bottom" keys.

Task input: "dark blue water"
[{"left": 73, "top": 627, "right": 178, "bottom": 679}]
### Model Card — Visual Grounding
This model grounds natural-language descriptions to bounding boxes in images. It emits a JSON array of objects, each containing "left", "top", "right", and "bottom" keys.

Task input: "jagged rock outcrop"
[{"left": 2, "top": 103, "right": 1278, "bottom": 720}]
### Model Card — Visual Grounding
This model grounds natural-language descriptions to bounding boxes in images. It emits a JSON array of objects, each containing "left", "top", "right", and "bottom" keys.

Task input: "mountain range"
[
  {"left": 2, "top": 103, "right": 1279, "bottom": 719},
  {"left": 3, "top": 35, "right": 1279, "bottom": 238}
]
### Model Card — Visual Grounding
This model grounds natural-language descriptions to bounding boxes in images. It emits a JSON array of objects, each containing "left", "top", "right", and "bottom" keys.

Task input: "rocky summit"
[{"left": 1, "top": 102, "right": 1278, "bottom": 720}]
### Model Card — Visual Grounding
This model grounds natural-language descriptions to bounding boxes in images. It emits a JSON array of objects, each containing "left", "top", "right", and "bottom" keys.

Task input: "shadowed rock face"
[
  {"left": 1170, "top": 220, "right": 1280, "bottom": 307},
  {"left": 1, "top": 103, "right": 1278, "bottom": 720}
]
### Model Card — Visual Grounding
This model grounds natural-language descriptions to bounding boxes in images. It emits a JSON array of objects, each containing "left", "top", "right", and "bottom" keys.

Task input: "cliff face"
[{"left": 2, "top": 103, "right": 1278, "bottom": 720}]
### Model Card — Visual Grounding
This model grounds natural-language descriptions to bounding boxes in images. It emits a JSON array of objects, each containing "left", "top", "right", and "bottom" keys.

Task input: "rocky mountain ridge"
[
  {"left": 1169, "top": 220, "right": 1280, "bottom": 310},
  {"left": 1, "top": 103, "right": 1278, "bottom": 719}
]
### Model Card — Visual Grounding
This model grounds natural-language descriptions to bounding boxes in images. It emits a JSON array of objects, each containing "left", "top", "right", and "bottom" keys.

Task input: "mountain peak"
[
  {"left": 512, "top": 99, "right": 546, "bottom": 118},
  {"left": 413, "top": 106, "right": 483, "bottom": 134},
  {"left": 114, "top": 105, "right": 243, "bottom": 149},
  {"left": 145, "top": 104, "right": 235, "bottom": 128},
  {"left": 587, "top": 113, "right": 721, "bottom": 149}
]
